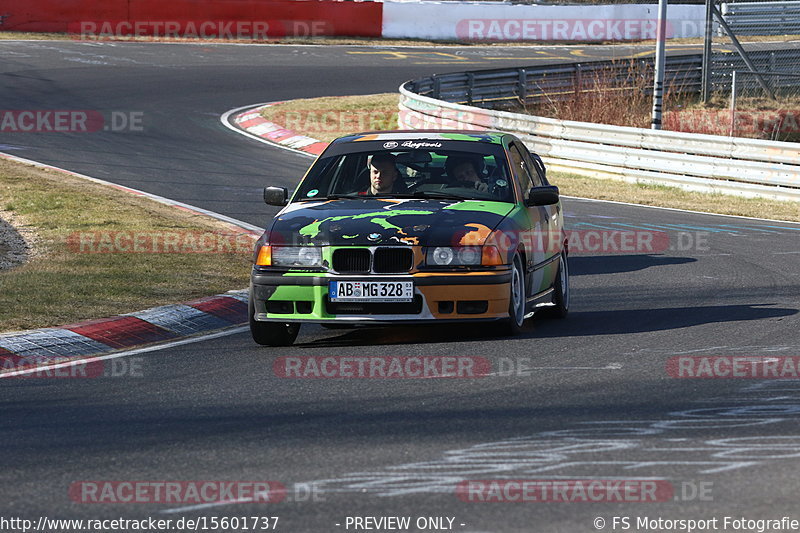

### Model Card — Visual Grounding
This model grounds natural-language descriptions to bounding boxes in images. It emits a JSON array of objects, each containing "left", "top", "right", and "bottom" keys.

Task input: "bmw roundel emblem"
[
  {"left": 383, "top": 141, "right": 398, "bottom": 149},
  {"left": 368, "top": 233, "right": 382, "bottom": 241}
]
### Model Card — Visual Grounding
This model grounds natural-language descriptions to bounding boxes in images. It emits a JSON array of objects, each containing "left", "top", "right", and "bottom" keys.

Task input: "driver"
[
  {"left": 445, "top": 156, "right": 488, "bottom": 192},
  {"left": 361, "top": 153, "right": 405, "bottom": 195}
]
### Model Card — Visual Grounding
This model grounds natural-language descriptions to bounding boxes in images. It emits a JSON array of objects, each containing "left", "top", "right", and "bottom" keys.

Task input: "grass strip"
[{"left": 0, "top": 158, "right": 252, "bottom": 333}]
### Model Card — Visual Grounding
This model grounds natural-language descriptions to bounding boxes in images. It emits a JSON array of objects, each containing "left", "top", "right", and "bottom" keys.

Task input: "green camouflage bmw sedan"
[{"left": 249, "top": 130, "right": 569, "bottom": 346}]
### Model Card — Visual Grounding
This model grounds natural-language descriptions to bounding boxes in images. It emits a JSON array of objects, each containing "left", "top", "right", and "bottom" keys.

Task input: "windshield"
[{"left": 294, "top": 147, "right": 515, "bottom": 203}]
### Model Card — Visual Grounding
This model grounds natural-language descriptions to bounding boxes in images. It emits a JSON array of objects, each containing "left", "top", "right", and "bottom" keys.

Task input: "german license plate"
[{"left": 329, "top": 281, "right": 414, "bottom": 302}]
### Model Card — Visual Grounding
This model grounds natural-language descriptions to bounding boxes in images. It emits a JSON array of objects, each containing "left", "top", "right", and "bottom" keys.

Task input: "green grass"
[{"left": 0, "top": 159, "right": 253, "bottom": 333}]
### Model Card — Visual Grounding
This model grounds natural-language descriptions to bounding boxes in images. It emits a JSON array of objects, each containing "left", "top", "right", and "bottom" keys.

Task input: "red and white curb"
[
  {"left": 229, "top": 102, "right": 328, "bottom": 157},
  {"left": 0, "top": 290, "right": 249, "bottom": 374}
]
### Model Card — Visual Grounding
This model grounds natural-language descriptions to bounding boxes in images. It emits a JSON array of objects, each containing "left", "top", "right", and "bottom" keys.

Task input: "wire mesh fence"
[
  {"left": 662, "top": 0, "right": 800, "bottom": 139},
  {"left": 711, "top": 0, "right": 800, "bottom": 92}
]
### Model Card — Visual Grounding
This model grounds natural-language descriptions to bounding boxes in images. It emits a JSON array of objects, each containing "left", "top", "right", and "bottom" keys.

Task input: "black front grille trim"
[
  {"left": 331, "top": 247, "right": 414, "bottom": 274},
  {"left": 332, "top": 248, "right": 371, "bottom": 273},
  {"left": 373, "top": 247, "right": 413, "bottom": 273}
]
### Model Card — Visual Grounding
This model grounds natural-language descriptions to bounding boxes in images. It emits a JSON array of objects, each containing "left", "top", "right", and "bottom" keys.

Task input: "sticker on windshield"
[
  {"left": 401, "top": 141, "right": 442, "bottom": 149},
  {"left": 307, "top": 189, "right": 319, "bottom": 197},
  {"left": 496, "top": 179, "right": 508, "bottom": 187},
  {"left": 383, "top": 141, "right": 398, "bottom": 149}
]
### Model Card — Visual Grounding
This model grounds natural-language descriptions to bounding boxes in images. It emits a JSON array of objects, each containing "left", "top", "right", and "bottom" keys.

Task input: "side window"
[
  {"left": 520, "top": 148, "right": 545, "bottom": 187},
  {"left": 508, "top": 143, "right": 534, "bottom": 194}
]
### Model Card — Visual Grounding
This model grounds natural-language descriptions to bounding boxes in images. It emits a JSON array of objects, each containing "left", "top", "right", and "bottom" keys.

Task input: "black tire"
[
  {"left": 500, "top": 254, "right": 526, "bottom": 336},
  {"left": 541, "top": 251, "right": 569, "bottom": 319},
  {"left": 249, "top": 292, "right": 300, "bottom": 346}
]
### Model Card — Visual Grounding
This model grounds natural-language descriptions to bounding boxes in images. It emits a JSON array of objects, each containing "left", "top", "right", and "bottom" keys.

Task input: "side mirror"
[
  {"left": 264, "top": 186, "right": 288, "bottom": 206},
  {"left": 526, "top": 185, "right": 559, "bottom": 207}
]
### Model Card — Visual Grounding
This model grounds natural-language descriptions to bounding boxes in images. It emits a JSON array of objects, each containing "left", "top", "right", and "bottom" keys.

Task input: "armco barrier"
[
  {"left": 408, "top": 55, "right": 704, "bottom": 108},
  {"left": 721, "top": 1, "right": 800, "bottom": 36},
  {"left": 398, "top": 78, "right": 800, "bottom": 201},
  {"left": 406, "top": 50, "right": 800, "bottom": 107},
  {"left": 0, "top": 0, "right": 383, "bottom": 37}
]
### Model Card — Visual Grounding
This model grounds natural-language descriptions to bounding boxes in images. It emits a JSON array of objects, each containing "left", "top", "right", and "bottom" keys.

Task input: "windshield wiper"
[
  {"left": 410, "top": 190, "right": 470, "bottom": 200},
  {"left": 301, "top": 192, "right": 471, "bottom": 201},
  {"left": 297, "top": 193, "right": 363, "bottom": 201},
  {"left": 325, "top": 193, "right": 365, "bottom": 199}
]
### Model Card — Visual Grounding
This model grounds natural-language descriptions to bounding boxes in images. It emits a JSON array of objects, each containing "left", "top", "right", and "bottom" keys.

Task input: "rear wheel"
[
  {"left": 500, "top": 254, "right": 526, "bottom": 336},
  {"left": 249, "top": 292, "right": 300, "bottom": 346},
  {"left": 541, "top": 251, "right": 569, "bottom": 319}
]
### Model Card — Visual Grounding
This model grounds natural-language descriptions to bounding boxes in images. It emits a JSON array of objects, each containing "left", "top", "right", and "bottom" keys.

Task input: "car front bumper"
[{"left": 250, "top": 270, "right": 512, "bottom": 323}]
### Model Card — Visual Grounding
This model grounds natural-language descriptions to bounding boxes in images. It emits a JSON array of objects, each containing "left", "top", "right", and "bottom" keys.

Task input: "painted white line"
[
  {"left": 0, "top": 327, "right": 248, "bottom": 379},
  {"left": 485, "top": 362, "right": 623, "bottom": 376}
]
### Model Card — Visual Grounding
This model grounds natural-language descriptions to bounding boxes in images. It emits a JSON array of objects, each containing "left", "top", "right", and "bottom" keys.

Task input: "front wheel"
[
  {"left": 249, "top": 293, "right": 301, "bottom": 346},
  {"left": 500, "top": 254, "right": 526, "bottom": 336}
]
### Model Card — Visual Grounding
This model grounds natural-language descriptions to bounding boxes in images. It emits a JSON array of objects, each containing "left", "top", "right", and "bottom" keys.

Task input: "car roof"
[{"left": 330, "top": 130, "right": 507, "bottom": 145}]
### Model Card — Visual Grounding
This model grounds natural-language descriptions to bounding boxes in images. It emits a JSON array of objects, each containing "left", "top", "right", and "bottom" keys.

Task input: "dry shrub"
[{"left": 518, "top": 60, "right": 688, "bottom": 129}]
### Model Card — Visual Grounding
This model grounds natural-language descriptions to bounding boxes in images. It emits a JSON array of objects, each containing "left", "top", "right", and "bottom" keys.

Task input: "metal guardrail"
[
  {"left": 720, "top": 1, "right": 800, "bottom": 36},
  {"left": 406, "top": 49, "right": 800, "bottom": 108},
  {"left": 399, "top": 61, "right": 800, "bottom": 201},
  {"left": 406, "top": 56, "right": 704, "bottom": 108}
]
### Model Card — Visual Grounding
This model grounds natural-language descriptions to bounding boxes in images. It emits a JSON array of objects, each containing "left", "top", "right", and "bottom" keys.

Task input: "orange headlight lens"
[
  {"left": 481, "top": 245, "right": 503, "bottom": 266},
  {"left": 255, "top": 245, "right": 272, "bottom": 266}
]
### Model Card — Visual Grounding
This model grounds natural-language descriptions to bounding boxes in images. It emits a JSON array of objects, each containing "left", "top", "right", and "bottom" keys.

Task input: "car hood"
[{"left": 268, "top": 198, "right": 515, "bottom": 247}]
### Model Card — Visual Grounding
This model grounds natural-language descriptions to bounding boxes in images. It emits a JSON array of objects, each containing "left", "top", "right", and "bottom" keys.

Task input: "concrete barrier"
[
  {"left": 0, "top": 0, "right": 383, "bottom": 38},
  {"left": 382, "top": 1, "right": 706, "bottom": 41}
]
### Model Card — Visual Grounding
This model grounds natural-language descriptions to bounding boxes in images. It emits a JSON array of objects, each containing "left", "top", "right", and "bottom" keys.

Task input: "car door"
[{"left": 507, "top": 139, "right": 562, "bottom": 295}]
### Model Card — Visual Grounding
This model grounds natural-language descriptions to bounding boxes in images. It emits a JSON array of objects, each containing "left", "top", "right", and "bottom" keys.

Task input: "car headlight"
[
  {"left": 270, "top": 246, "right": 323, "bottom": 267},
  {"left": 427, "top": 246, "right": 482, "bottom": 266}
]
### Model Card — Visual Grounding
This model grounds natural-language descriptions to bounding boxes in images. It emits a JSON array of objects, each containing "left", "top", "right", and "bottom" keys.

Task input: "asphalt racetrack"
[{"left": 1, "top": 41, "right": 800, "bottom": 533}]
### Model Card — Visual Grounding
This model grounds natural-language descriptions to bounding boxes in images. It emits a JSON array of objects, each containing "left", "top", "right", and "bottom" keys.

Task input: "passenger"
[{"left": 445, "top": 156, "right": 488, "bottom": 192}]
